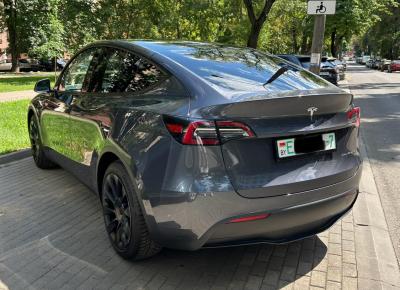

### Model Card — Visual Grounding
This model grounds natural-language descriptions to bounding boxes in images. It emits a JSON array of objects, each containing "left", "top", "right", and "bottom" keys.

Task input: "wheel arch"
[
  {"left": 96, "top": 151, "right": 120, "bottom": 198},
  {"left": 27, "top": 105, "right": 38, "bottom": 126}
]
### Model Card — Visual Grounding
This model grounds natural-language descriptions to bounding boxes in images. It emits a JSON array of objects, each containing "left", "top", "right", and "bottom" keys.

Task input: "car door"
[
  {"left": 0, "top": 59, "right": 11, "bottom": 71},
  {"left": 68, "top": 46, "right": 168, "bottom": 167},
  {"left": 40, "top": 48, "right": 96, "bottom": 159},
  {"left": 66, "top": 46, "right": 109, "bottom": 167}
]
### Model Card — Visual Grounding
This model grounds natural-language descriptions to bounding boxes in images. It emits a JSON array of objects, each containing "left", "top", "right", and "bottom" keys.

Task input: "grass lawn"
[
  {"left": 0, "top": 74, "right": 57, "bottom": 93},
  {"left": 0, "top": 99, "right": 31, "bottom": 155}
]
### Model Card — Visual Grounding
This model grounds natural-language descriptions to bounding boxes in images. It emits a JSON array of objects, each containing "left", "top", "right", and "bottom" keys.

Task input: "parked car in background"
[
  {"left": 371, "top": 59, "right": 380, "bottom": 69},
  {"left": 388, "top": 60, "right": 400, "bottom": 73},
  {"left": 374, "top": 59, "right": 383, "bottom": 70},
  {"left": 0, "top": 59, "right": 12, "bottom": 71},
  {"left": 379, "top": 59, "right": 392, "bottom": 71},
  {"left": 366, "top": 59, "right": 374, "bottom": 68},
  {"left": 278, "top": 55, "right": 340, "bottom": 85},
  {"left": 18, "top": 59, "right": 33, "bottom": 72},
  {"left": 361, "top": 55, "right": 371, "bottom": 65},
  {"left": 28, "top": 40, "right": 362, "bottom": 260},
  {"left": 342, "top": 59, "right": 347, "bottom": 70},
  {"left": 39, "top": 58, "right": 66, "bottom": 72},
  {"left": 328, "top": 58, "right": 345, "bottom": 80},
  {"left": 0, "top": 58, "right": 39, "bottom": 72},
  {"left": 29, "top": 59, "right": 45, "bottom": 72}
]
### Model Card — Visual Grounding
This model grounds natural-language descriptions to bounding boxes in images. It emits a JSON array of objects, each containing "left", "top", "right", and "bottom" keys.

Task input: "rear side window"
[{"left": 92, "top": 48, "right": 165, "bottom": 93}]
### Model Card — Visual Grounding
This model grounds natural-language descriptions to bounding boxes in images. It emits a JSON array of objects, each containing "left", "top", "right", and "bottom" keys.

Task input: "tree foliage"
[
  {"left": 325, "top": 0, "right": 397, "bottom": 57},
  {"left": 0, "top": 0, "right": 398, "bottom": 65},
  {"left": 360, "top": 1, "right": 400, "bottom": 59},
  {"left": 259, "top": 0, "right": 312, "bottom": 54}
]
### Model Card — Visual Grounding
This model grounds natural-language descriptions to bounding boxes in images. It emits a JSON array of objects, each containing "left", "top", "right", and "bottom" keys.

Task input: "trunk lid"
[{"left": 195, "top": 90, "right": 360, "bottom": 199}]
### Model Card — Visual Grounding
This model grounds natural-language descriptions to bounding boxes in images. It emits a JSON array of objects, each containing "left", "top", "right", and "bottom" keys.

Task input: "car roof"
[{"left": 80, "top": 40, "right": 343, "bottom": 112}]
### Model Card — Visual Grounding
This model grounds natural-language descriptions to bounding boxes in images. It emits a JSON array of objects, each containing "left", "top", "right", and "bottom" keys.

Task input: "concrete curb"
[
  {"left": 341, "top": 79, "right": 400, "bottom": 289},
  {"left": 0, "top": 149, "right": 31, "bottom": 166}
]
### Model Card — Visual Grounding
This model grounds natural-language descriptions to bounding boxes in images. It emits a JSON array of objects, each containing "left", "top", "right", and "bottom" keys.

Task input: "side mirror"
[{"left": 34, "top": 78, "right": 51, "bottom": 93}]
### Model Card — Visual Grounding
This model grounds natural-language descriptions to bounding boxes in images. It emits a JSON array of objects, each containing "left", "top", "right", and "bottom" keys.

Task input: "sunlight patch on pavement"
[{"left": 0, "top": 279, "right": 9, "bottom": 290}]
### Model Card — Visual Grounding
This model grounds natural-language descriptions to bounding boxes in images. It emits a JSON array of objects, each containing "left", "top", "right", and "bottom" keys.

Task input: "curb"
[
  {"left": 343, "top": 77, "right": 400, "bottom": 288},
  {"left": 0, "top": 149, "right": 31, "bottom": 166},
  {"left": 354, "top": 140, "right": 400, "bottom": 289}
]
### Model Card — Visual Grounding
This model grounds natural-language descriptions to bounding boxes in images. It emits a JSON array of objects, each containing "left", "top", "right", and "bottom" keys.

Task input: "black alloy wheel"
[
  {"left": 101, "top": 161, "right": 161, "bottom": 260},
  {"left": 102, "top": 173, "right": 132, "bottom": 251},
  {"left": 28, "top": 117, "right": 56, "bottom": 169},
  {"left": 29, "top": 118, "right": 40, "bottom": 162}
]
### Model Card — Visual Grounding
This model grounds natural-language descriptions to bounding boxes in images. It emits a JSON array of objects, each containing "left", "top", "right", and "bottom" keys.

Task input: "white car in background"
[
  {"left": 361, "top": 55, "right": 371, "bottom": 65},
  {"left": 0, "top": 59, "right": 34, "bottom": 72}
]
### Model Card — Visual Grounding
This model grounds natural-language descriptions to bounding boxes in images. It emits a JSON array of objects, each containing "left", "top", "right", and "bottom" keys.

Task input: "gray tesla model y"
[{"left": 28, "top": 40, "right": 362, "bottom": 260}]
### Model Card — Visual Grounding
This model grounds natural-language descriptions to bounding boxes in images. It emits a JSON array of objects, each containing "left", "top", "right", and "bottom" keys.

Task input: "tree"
[
  {"left": 243, "top": 0, "right": 277, "bottom": 48},
  {"left": 360, "top": 1, "right": 400, "bottom": 59},
  {"left": 325, "top": 0, "right": 397, "bottom": 57},
  {"left": 258, "top": 0, "right": 313, "bottom": 54},
  {"left": 1, "top": 0, "right": 65, "bottom": 72},
  {"left": 29, "top": 0, "right": 64, "bottom": 61},
  {"left": 2, "top": 0, "right": 26, "bottom": 72}
]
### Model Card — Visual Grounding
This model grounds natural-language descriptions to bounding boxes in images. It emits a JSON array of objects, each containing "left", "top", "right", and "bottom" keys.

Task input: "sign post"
[{"left": 307, "top": 1, "right": 336, "bottom": 74}]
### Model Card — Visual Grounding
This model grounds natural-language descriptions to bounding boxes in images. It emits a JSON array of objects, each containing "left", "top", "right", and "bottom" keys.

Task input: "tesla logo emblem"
[{"left": 307, "top": 107, "right": 318, "bottom": 121}]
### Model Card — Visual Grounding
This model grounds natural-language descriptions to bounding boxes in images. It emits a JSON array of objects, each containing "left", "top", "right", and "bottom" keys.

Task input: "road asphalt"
[{"left": 346, "top": 64, "right": 400, "bottom": 266}]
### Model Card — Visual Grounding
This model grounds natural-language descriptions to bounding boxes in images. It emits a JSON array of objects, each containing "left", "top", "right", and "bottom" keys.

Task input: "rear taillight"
[
  {"left": 347, "top": 107, "right": 361, "bottom": 127},
  {"left": 164, "top": 117, "right": 255, "bottom": 145}
]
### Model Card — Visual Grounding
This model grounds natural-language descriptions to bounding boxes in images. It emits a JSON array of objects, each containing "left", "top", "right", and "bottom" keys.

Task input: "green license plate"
[{"left": 277, "top": 132, "right": 336, "bottom": 158}]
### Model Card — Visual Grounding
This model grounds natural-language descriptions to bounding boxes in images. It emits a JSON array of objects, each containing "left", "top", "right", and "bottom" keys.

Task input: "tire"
[
  {"left": 28, "top": 117, "right": 57, "bottom": 169},
  {"left": 101, "top": 161, "right": 161, "bottom": 260}
]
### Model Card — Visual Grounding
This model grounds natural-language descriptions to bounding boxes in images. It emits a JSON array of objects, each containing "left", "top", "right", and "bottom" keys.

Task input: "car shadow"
[
  {"left": 37, "top": 185, "right": 328, "bottom": 289},
  {"left": 0, "top": 162, "right": 328, "bottom": 289},
  {"left": 44, "top": 224, "right": 328, "bottom": 289}
]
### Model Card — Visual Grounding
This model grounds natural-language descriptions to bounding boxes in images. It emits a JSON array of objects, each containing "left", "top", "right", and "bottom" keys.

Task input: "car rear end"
[
  {"left": 296, "top": 56, "right": 339, "bottom": 85},
  {"left": 137, "top": 42, "right": 362, "bottom": 250},
  {"left": 390, "top": 60, "right": 400, "bottom": 72},
  {"left": 319, "top": 61, "right": 340, "bottom": 84}
]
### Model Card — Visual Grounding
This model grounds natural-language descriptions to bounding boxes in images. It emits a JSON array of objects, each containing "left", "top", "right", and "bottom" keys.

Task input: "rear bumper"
[
  {"left": 148, "top": 165, "right": 362, "bottom": 250},
  {"left": 205, "top": 189, "right": 357, "bottom": 247}
]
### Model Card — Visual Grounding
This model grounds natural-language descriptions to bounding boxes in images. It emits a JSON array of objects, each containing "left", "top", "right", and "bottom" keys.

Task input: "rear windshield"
[{"left": 138, "top": 42, "right": 332, "bottom": 95}]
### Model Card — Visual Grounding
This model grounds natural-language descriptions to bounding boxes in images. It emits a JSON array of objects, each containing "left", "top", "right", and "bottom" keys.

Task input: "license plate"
[
  {"left": 277, "top": 133, "right": 336, "bottom": 158},
  {"left": 320, "top": 72, "right": 330, "bottom": 76}
]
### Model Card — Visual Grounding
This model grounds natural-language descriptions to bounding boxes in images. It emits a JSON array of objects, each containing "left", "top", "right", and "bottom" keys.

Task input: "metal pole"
[
  {"left": 309, "top": 14, "right": 326, "bottom": 75},
  {"left": 54, "top": 56, "right": 57, "bottom": 84}
]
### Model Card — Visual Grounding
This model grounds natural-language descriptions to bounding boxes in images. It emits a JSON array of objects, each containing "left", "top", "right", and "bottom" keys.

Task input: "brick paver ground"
[{"left": 0, "top": 158, "right": 363, "bottom": 290}]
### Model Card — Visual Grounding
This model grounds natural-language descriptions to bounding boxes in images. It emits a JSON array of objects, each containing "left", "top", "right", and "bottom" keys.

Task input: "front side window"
[
  {"left": 58, "top": 49, "right": 95, "bottom": 92},
  {"left": 94, "top": 48, "right": 165, "bottom": 93}
]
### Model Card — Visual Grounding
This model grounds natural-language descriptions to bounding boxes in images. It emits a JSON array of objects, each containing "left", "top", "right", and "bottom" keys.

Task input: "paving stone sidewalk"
[
  {"left": 0, "top": 148, "right": 398, "bottom": 290},
  {"left": 0, "top": 90, "right": 36, "bottom": 103}
]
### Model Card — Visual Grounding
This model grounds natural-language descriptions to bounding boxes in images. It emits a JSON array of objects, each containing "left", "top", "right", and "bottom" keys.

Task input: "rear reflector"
[
  {"left": 228, "top": 213, "right": 271, "bottom": 223},
  {"left": 164, "top": 116, "right": 255, "bottom": 145},
  {"left": 347, "top": 107, "right": 361, "bottom": 127}
]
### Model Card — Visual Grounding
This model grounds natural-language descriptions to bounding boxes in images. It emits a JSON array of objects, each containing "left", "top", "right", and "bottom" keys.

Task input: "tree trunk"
[
  {"left": 292, "top": 27, "right": 298, "bottom": 54},
  {"left": 330, "top": 29, "right": 337, "bottom": 57},
  {"left": 335, "top": 36, "right": 344, "bottom": 59},
  {"left": 300, "top": 34, "right": 309, "bottom": 54},
  {"left": 4, "top": 0, "right": 20, "bottom": 72},
  {"left": 247, "top": 22, "right": 263, "bottom": 48},
  {"left": 244, "top": 0, "right": 276, "bottom": 49}
]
